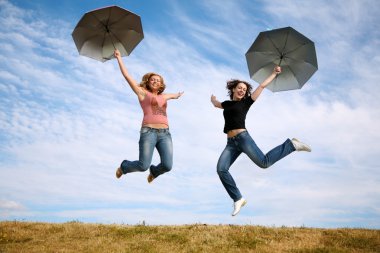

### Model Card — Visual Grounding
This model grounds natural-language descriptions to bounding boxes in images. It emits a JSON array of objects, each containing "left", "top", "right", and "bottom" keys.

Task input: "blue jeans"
[
  {"left": 120, "top": 127, "right": 173, "bottom": 178},
  {"left": 217, "top": 131, "right": 295, "bottom": 201}
]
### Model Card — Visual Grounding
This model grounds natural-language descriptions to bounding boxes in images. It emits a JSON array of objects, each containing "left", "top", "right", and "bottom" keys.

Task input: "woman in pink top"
[{"left": 114, "top": 49, "right": 183, "bottom": 183}]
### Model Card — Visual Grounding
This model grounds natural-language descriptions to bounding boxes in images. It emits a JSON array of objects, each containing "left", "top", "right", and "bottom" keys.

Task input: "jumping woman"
[
  {"left": 114, "top": 49, "right": 184, "bottom": 183},
  {"left": 211, "top": 66, "right": 311, "bottom": 216}
]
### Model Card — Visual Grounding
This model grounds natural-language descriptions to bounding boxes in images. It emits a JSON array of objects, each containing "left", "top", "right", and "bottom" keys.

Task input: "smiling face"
[
  {"left": 232, "top": 82, "right": 248, "bottom": 101},
  {"left": 148, "top": 75, "right": 163, "bottom": 93}
]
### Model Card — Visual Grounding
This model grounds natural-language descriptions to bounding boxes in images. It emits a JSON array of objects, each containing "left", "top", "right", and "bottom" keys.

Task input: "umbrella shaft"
[{"left": 103, "top": 25, "right": 115, "bottom": 49}]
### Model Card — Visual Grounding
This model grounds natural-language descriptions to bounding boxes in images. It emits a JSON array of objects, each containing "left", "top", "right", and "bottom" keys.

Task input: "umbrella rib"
[
  {"left": 277, "top": 30, "right": 291, "bottom": 66},
  {"left": 108, "top": 12, "right": 138, "bottom": 51},
  {"left": 109, "top": 29, "right": 124, "bottom": 49},
  {"left": 284, "top": 42, "right": 311, "bottom": 55},
  {"left": 283, "top": 58, "right": 296, "bottom": 76},
  {"left": 282, "top": 58, "right": 301, "bottom": 86},
  {"left": 280, "top": 30, "right": 290, "bottom": 55},
  {"left": 104, "top": 8, "right": 116, "bottom": 50},
  {"left": 100, "top": 30, "right": 108, "bottom": 52},
  {"left": 283, "top": 54, "right": 316, "bottom": 66},
  {"left": 107, "top": 13, "right": 131, "bottom": 43},
  {"left": 106, "top": 6, "right": 112, "bottom": 28},
  {"left": 108, "top": 12, "right": 131, "bottom": 28},
  {"left": 267, "top": 35, "right": 282, "bottom": 57},
  {"left": 88, "top": 12, "right": 110, "bottom": 56},
  {"left": 90, "top": 12, "right": 106, "bottom": 30},
  {"left": 267, "top": 31, "right": 291, "bottom": 66},
  {"left": 108, "top": 13, "right": 141, "bottom": 36}
]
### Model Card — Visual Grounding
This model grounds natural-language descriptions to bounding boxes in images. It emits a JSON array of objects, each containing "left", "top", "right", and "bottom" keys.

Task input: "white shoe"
[
  {"left": 232, "top": 198, "right": 247, "bottom": 216},
  {"left": 291, "top": 138, "right": 311, "bottom": 152}
]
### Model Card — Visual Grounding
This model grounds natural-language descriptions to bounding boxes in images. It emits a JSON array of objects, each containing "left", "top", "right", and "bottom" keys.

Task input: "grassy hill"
[{"left": 1, "top": 221, "right": 379, "bottom": 252}]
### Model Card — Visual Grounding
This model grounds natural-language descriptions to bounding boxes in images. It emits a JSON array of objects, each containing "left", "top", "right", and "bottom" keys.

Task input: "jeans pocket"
[{"left": 140, "top": 127, "right": 151, "bottom": 134}]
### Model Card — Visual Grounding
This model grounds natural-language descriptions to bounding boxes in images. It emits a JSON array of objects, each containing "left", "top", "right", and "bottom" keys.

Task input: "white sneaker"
[
  {"left": 232, "top": 198, "right": 247, "bottom": 216},
  {"left": 291, "top": 138, "right": 311, "bottom": 152}
]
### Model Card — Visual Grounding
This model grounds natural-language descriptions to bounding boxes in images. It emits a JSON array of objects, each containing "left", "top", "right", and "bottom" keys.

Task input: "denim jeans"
[
  {"left": 120, "top": 127, "right": 173, "bottom": 178},
  {"left": 217, "top": 131, "right": 295, "bottom": 202}
]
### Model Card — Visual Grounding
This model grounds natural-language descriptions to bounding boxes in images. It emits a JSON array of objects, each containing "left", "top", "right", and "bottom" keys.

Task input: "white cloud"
[
  {"left": 0, "top": 70, "right": 21, "bottom": 83},
  {"left": 0, "top": 200, "right": 24, "bottom": 210},
  {"left": 0, "top": 200, "right": 25, "bottom": 219}
]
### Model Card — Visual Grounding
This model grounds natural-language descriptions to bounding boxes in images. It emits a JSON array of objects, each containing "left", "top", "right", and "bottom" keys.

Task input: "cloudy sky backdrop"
[{"left": 0, "top": 0, "right": 379, "bottom": 228}]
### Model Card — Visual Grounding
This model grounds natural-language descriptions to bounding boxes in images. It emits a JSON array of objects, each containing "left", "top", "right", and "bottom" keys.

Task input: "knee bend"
[
  {"left": 258, "top": 162, "right": 271, "bottom": 169},
  {"left": 217, "top": 166, "right": 227, "bottom": 176},
  {"left": 254, "top": 156, "right": 272, "bottom": 169}
]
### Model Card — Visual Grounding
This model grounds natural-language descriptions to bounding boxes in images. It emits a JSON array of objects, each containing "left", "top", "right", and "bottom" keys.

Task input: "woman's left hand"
[
  {"left": 114, "top": 49, "right": 121, "bottom": 58},
  {"left": 176, "top": 91, "right": 184, "bottom": 99}
]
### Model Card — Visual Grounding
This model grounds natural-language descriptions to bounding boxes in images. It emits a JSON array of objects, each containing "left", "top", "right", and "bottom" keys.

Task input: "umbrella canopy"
[
  {"left": 72, "top": 6, "right": 144, "bottom": 62},
  {"left": 245, "top": 27, "right": 318, "bottom": 92}
]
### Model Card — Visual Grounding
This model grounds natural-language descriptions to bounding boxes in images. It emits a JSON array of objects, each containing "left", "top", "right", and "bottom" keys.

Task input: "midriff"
[
  {"left": 143, "top": 123, "right": 169, "bottom": 129},
  {"left": 227, "top": 129, "right": 246, "bottom": 138}
]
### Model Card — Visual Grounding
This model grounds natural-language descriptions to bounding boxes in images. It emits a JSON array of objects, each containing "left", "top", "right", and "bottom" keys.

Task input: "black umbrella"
[
  {"left": 245, "top": 27, "right": 318, "bottom": 92},
  {"left": 72, "top": 6, "right": 144, "bottom": 62}
]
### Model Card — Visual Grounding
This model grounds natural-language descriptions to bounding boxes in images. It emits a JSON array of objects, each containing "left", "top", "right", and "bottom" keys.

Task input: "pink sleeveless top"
[{"left": 139, "top": 92, "right": 169, "bottom": 127}]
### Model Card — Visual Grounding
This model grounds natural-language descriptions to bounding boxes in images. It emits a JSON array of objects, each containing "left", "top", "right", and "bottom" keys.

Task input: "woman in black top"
[{"left": 211, "top": 66, "right": 311, "bottom": 216}]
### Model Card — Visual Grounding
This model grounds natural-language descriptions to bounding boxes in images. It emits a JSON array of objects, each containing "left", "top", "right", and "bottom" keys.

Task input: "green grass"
[{"left": 0, "top": 221, "right": 379, "bottom": 252}]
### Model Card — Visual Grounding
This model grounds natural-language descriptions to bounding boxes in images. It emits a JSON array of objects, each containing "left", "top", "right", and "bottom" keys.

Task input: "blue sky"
[{"left": 0, "top": 0, "right": 379, "bottom": 228}]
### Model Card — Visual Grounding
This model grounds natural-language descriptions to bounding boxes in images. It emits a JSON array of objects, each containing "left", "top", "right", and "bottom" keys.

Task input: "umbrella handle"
[{"left": 274, "top": 57, "right": 283, "bottom": 78}]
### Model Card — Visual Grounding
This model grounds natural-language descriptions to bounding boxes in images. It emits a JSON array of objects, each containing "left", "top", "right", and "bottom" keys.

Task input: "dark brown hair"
[{"left": 226, "top": 79, "right": 253, "bottom": 100}]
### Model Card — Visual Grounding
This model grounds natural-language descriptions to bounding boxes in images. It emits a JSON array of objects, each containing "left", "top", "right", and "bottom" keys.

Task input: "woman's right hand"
[
  {"left": 211, "top": 94, "right": 222, "bottom": 109},
  {"left": 211, "top": 94, "right": 217, "bottom": 103}
]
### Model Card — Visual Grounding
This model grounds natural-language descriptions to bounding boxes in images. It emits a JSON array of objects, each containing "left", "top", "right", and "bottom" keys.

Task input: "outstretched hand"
[
  {"left": 166, "top": 91, "right": 184, "bottom": 100},
  {"left": 211, "top": 94, "right": 222, "bottom": 108},
  {"left": 176, "top": 91, "right": 184, "bottom": 99}
]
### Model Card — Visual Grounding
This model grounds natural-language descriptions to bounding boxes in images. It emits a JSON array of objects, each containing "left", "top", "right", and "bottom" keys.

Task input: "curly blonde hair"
[{"left": 139, "top": 72, "right": 166, "bottom": 94}]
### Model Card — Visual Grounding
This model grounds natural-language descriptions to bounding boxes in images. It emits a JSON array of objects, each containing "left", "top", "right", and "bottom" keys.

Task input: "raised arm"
[
  {"left": 164, "top": 92, "right": 184, "bottom": 101},
  {"left": 251, "top": 66, "right": 281, "bottom": 101},
  {"left": 114, "top": 49, "right": 145, "bottom": 99},
  {"left": 211, "top": 94, "right": 223, "bottom": 109}
]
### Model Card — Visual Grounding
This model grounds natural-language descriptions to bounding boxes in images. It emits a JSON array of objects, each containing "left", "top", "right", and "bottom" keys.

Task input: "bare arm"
[
  {"left": 251, "top": 66, "right": 281, "bottom": 101},
  {"left": 114, "top": 49, "right": 145, "bottom": 100},
  {"left": 211, "top": 94, "right": 223, "bottom": 109},
  {"left": 164, "top": 91, "right": 184, "bottom": 100}
]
